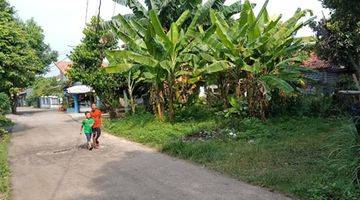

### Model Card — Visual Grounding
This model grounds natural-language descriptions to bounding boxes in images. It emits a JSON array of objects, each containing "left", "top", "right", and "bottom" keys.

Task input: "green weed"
[{"left": 106, "top": 113, "right": 360, "bottom": 199}]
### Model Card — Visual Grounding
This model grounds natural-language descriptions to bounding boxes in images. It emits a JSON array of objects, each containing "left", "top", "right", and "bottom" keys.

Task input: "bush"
[
  {"left": 175, "top": 103, "right": 216, "bottom": 122},
  {"left": 0, "top": 93, "right": 10, "bottom": 114},
  {"left": 0, "top": 116, "right": 13, "bottom": 129},
  {"left": 269, "top": 93, "right": 336, "bottom": 117}
]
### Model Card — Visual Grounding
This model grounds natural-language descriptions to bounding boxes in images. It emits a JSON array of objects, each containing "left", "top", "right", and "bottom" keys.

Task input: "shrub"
[
  {"left": 0, "top": 114, "right": 11, "bottom": 138},
  {"left": 269, "top": 93, "right": 335, "bottom": 117},
  {"left": 0, "top": 117, "right": 12, "bottom": 127},
  {"left": 0, "top": 93, "right": 10, "bottom": 114}
]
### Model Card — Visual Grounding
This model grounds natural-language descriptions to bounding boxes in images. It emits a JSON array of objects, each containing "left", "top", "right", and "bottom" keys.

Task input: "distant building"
[
  {"left": 54, "top": 61, "right": 73, "bottom": 81},
  {"left": 17, "top": 89, "right": 32, "bottom": 107},
  {"left": 302, "top": 52, "right": 351, "bottom": 94},
  {"left": 39, "top": 96, "right": 61, "bottom": 109},
  {"left": 54, "top": 61, "right": 99, "bottom": 113}
]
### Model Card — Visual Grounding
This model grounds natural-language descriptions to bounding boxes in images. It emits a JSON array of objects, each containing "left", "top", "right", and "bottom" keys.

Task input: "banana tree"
[
  {"left": 126, "top": 68, "right": 143, "bottom": 114},
  {"left": 206, "top": 0, "right": 314, "bottom": 120},
  {"left": 106, "top": 9, "right": 228, "bottom": 121},
  {"left": 107, "top": 0, "right": 243, "bottom": 30}
]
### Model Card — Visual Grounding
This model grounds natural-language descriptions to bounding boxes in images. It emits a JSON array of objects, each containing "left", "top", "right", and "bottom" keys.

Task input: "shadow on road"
[
  {"left": 9, "top": 122, "right": 34, "bottom": 134},
  {"left": 16, "top": 108, "right": 53, "bottom": 116},
  {"left": 63, "top": 149, "right": 288, "bottom": 200},
  {"left": 64, "top": 150, "right": 197, "bottom": 200}
]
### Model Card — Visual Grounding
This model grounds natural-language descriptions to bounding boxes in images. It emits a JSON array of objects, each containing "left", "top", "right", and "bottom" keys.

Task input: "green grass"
[
  {"left": 0, "top": 133, "right": 10, "bottom": 200},
  {"left": 104, "top": 112, "right": 217, "bottom": 149},
  {"left": 105, "top": 113, "right": 360, "bottom": 199}
]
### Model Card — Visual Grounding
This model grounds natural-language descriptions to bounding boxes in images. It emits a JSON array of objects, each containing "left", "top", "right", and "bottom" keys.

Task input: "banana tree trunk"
[
  {"left": 156, "top": 100, "right": 164, "bottom": 120},
  {"left": 128, "top": 87, "right": 136, "bottom": 114},
  {"left": 245, "top": 76, "right": 267, "bottom": 121},
  {"left": 167, "top": 75, "right": 175, "bottom": 122},
  {"left": 218, "top": 74, "right": 229, "bottom": 109},
  {"left": 236, "top": 79, "right": 242, "bottom": 99},
  {"left": 152, "top": 85, "right": 165, "bottom": 121}
]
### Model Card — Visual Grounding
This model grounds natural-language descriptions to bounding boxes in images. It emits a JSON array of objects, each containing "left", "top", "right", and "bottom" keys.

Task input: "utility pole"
[
  {"left": 85, "top": 0, "right": 89, "bottom": 24},
  {"left": 96, "top": 0, "right": 102, "bottom": 28}
]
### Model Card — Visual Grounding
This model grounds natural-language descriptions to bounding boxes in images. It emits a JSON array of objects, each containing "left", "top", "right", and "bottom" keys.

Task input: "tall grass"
[{"left": 105, "top": 109, "right": 360, "bottom": 199}]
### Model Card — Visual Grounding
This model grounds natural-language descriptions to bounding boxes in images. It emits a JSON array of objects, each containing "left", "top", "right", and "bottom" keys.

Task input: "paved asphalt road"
[{"left": 7, "top": 108, "right": 290, "bottom": 200}]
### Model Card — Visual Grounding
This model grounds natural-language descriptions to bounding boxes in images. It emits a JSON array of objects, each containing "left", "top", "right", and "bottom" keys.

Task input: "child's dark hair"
[{"left": 85, "top": 111, "right": 90, "bottom": 115}]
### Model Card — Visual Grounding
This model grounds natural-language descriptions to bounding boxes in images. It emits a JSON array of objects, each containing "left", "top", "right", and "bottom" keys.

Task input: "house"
[
  {"left": 38, "top": 96, "right": 62, "bottom": 109},
  {"left": 54, "top": 61, "right": 98, "bottom": 113},
  {"left": 16, "top": 89, "right": 31, "bottom": 107},
  {"left": 302, "top": 52, "right": 351, "bottom": 94},
  {"left": 55, "top": 60, "right": 73, "bottom": 81}
]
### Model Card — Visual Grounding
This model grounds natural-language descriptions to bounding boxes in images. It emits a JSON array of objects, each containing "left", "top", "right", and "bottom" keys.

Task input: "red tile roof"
[
  {"left": 302, "top": 52, "right": 330, "bottom": 70},
  {"left": 54, "top": 60, "right": 108, "bottom": 75},
  {"left": 55, "top": 61, "right": 73, "bottom": 75}
]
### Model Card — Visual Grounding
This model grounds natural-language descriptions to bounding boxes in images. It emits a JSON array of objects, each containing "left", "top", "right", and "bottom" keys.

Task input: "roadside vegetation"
[
  {"left": 0, "top": 93, "right": 12, "bottom": 200},
  {"left": 105, "top": 104, "right": 360, "bottom": 199},
  {"left": 2, "top": 0, "right": 359, "bottom": 199},
  {"left": 0, "top": 134, "right": 10, "bottom": 200},
  {"left": 98, "top": 0, "right": 360, "bottom": 199},
  {"left": 0, "top": 1, "right": 56, "bottom": 196},
  {"left": 0, "top": 0, "right": 57, "bottom": 114}
]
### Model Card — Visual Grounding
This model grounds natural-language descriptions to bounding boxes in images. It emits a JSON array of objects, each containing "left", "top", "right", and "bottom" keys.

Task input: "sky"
[{"left": 8, "top": 0, "right": 329, "bottom": 77}]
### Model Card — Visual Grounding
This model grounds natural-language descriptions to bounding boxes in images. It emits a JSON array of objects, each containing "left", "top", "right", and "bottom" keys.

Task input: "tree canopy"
[
  {"left": 27, "top": 77, "right": 64, "bottom": 106},
  {"left": 313, "top": 0, "right": 360, "bottom": 73},
  {"left": 68, "top": 17, "right": 125, "bottom": 118},
  {"left": 106, "top": 0, "right": 311, "bottom": 121},
  {"left": 0, "top": 0, "right": 57, "bottom": 113}
]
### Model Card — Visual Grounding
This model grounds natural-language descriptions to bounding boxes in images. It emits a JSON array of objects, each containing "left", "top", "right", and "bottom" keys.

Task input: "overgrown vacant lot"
[{"left": 105, "top": 111, "right": 360, "bottom": 199}]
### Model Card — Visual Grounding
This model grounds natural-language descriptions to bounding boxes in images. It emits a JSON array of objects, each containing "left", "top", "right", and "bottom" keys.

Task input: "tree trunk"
[
  {"left": 152, "top": 85, "right": 164, "bottom": 121},
  {"left": 128, "top": 89, "right": 136, "bottom": 114},
  {"left": 167, "top": 75, "right": 175, "bottom": 122},
  {"left": 236, "top": 79, "right": 242, "bottom": 99},
  {"left": 11, "top": 93, "right": 17, "bottom": 114},
  {"left": 218, "top": 74, "right": 229, "bottom": 109},
  {"left": 156, "top": 101, "right": 164, "bottom": 120},
  {"left": 352, "top": 74, "right": 360, "bottom": 90},
  {"left": 108, "top": 108, "right": 117, "bottom": 119},
  {"left": 244, "top": 76, "right": 268, "bottom": 121}
]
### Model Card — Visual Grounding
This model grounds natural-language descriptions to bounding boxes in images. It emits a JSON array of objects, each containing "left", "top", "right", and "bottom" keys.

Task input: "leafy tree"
[
  {"left": 0, "top": 93, "right": 10, "bottom": 114},
  {"left": 206, "top": 0, "right": 312, "bottom": 120},
  {"left": 312, "top": 0, "right": 360, "bottom": 86},
  {"left": 106, "top": 0, "right": 312, "bottom": 122},
  {"left": 106, "top": 10, "right": 226, "bottom": 121},
  {"left": 68, "top": 17, "right": 125, "bottom": 119},
  {"left": 23, "top": 19, "right": 58, "bottom": 72},
  {"left": 27, "top": 77, "right": 64, "bottom": 106},
  {"left": 125, "top": 69, "right": 143, "bottom": 114},
  {"left": 312, "top": 1, "right": 360, "bottom": 183},
  {"left": 0, "top": 0, "right": 57, "bottom": 113}
]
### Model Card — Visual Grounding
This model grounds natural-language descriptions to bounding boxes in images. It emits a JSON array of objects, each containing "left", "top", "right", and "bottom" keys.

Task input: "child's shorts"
[{"left": 85, "top": 133, "right": 92, "bottom": 142}]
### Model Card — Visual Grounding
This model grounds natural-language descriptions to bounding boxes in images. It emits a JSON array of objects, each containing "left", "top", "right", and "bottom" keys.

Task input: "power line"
[{"left": 96, "top": 0, "right": 102, "bottom": 31}]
